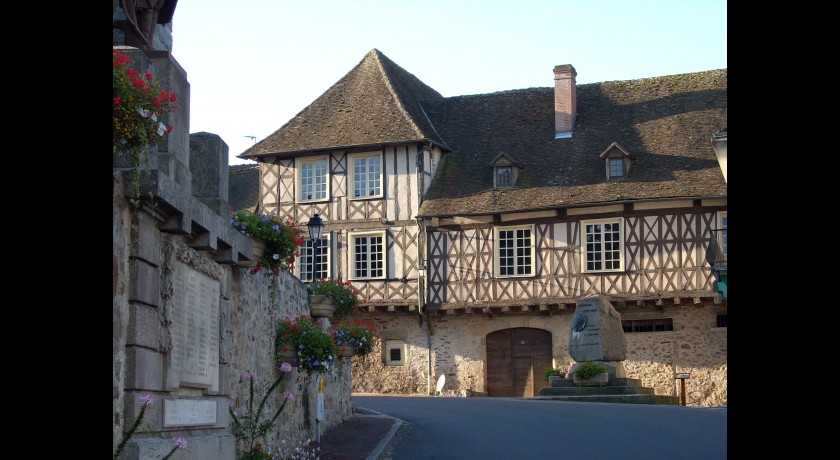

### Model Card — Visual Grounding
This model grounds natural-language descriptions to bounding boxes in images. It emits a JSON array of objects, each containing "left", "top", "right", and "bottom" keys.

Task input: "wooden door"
[{"left": 486, "top": 328, "right": 552, "bottom": 397}]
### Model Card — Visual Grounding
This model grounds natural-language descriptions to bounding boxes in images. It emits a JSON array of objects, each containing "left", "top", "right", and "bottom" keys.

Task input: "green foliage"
[
  {"left": 229, "top": 366, "right": 294, "bottom": 460},
  {"left": 113, "top": 49, "right": 179, "bottom": 206},
  {"left": 308, "top": 278, "right": 363, "bottom": 319},
  {"left": 231, "top": 209, "right": 304, "bottom": 275},
  {"left": 544, "top": 367, "right": 566, "bottom": 381},
  {"left": 331, "top": 319, "right": 378, "bottom": 356},
  {"left": 114, "top": 394, "right": 187, "bottom": 459},
  {"left": 113, "top": 49, "right": 178, "bottom": 154},
  {"left": 574, "top": 361, "right": 607, "bottom": 380},
  {"left": 276, "top": 315, "right": 337, "bottom": 374}
]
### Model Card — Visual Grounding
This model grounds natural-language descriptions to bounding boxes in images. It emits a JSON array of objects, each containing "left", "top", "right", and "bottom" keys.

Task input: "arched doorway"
[{"left": 486, "top": 328, "right": 553, "bottom": 397}]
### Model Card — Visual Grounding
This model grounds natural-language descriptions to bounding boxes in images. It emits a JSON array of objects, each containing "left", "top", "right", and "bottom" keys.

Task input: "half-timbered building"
[{"left": 238, "top": 49, "right": 727, "bottom": 406}]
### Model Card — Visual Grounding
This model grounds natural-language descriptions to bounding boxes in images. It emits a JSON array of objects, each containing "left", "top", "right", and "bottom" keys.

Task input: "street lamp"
[{"left": 307, "top": 214, "right": 325, "bottom": 282}]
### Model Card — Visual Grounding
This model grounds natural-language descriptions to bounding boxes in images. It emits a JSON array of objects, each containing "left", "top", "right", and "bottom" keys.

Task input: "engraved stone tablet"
[
  {"left": 568, "top": 294, "right": 627, "bottom": 362},
  {"left": 169, "top": 261, "right": 220, "bottom": 391},
  {"left": 164, "top": 398, "right": 218, "bottom": 427}
]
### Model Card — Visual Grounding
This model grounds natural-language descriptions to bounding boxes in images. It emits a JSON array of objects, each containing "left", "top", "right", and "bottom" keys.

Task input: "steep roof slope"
[
  {"left": 228, "top": 163, "right": 260, "bottom": 211},
  {"left": 239, "top": 49, "right": 448, "bottom": 159},
  {"left": 417, "top": 70, "right": 727, "bottom": 216}
]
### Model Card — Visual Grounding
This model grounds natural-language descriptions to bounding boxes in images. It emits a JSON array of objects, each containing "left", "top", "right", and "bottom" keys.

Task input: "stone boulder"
[{"left": 568, "top": 294, "right": 627, "bottom": 362}]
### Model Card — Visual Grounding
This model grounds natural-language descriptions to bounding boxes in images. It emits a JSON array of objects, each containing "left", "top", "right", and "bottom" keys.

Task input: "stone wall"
[
  {"left": 351, "top": 304, "right": 727, "bottom": 406},
  {"left": 113, "top": 47, "right": 352, "bottom": 460}
]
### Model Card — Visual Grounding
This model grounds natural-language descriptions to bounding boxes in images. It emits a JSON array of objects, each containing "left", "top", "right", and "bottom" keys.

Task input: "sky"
[{"left": 171, "top": 0, "right": 727, "bottom": 166}]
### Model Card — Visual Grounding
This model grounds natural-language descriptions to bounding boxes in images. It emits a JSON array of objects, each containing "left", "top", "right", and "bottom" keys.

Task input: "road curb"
[{"left": 366, "top": 416, "right": 403, "bottom": 460}]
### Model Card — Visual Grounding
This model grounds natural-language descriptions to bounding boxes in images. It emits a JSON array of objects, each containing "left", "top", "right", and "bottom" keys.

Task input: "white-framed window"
[
  {"left": 349, "top": 230, "right": 386, "bottom": 280},
  {"left": 495, "top": 166, "right": 513, "bottom": 188},
  {"left": 297, "top": 236, "right": 330, "bottom": 282},
  {"left": 494, "top": 225, "right": 534, "bottom": 277},
  {"left": 296, "top": 156, "right": 329, "bottom": 202},
  {"left": 384, "top": 340, "right": 406, "bottom": 366},
  {"left": 608, "top": 158, "right": 624, "bottom": 179},
  {"left": 717, "top": 211, "right": 727, "bottom": 257},
  {"left": 582, "top": 218, "right": 624, "bottom": 272},
  {"left": 350, "top": 152, "right": 383, "bottom": 199}
]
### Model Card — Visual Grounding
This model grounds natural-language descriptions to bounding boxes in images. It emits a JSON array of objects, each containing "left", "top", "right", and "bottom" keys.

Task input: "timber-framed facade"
[{"left": 239, "top": 49, "right": 727, "bottom": 406}]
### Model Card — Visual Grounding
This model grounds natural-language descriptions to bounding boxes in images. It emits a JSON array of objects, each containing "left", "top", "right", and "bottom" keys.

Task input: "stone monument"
[{"left": 567, "top": 294, "right": 628, "bottom": 378}]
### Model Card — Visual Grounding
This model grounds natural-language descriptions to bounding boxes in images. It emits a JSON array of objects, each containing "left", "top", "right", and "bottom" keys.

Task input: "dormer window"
[
  {"left": 608, "top": 158, "right": 624, "bottom": 178},
  {"left": 496, "top": 166, "right": 513, "bottom": 187},
  {"left": 599, "top": 142, "right": 635, "bottom": 181},
  {"left": 489, "top": 152, "right": 523, "bottom": 189}
]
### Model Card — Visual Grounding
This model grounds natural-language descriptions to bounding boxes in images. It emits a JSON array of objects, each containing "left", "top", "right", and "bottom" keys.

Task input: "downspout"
[{"left": 416, "top": 144, "right": 433, "bottom": 395}]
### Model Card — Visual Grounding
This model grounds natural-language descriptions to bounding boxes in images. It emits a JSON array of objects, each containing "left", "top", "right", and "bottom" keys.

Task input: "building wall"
[
  {"left": 350, "top": 303, "right": 727, "bottom": 406},
  {"left": 427, "top": 208, "right": 725, "bottom": 307},
  {"left": 113, "top": 47, "right": 352, "bottom": 460}
]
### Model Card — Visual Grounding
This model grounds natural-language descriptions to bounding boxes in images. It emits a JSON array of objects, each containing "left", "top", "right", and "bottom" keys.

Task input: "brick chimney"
[{"left": 554, "top": 64, "right": 577, "bottom": 139}]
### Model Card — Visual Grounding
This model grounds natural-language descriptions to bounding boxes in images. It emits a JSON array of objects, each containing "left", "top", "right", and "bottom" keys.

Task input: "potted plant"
[
  {"left": 544, "top": 368, "right": 566, "bottom": 382},
  {"left": 230, "top": 209, "right": 304, "bottom": 275},
  {"left": 276, "top": 315, "right": 337, "bottom": 374},
  {"left": 331, "top": 319, "right": 378, "bottom": 357},
  {"left": 572, "top": 360, "right": 609, "bottom": 386},
  {"left": 113, "top": 49, "right": 178, "bottom": 206},
  {"left": 308, "top": 278, "right": 363, "bottom": 319}
]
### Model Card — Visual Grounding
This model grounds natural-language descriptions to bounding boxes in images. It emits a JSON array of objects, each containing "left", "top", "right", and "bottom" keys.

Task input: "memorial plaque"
[
  {"left": 170, "top": 261, "right": 220, "bottom": 391},
  {"left": 163, "top": 398, "right": 218, "bottom": 427}
]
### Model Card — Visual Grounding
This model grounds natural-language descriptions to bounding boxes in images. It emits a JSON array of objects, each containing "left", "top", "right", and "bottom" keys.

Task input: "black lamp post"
[{"left": 307, "top": 213, "right": 325, "bottom": 282}]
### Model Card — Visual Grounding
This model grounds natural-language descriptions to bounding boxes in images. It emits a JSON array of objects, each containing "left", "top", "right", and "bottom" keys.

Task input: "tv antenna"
[{"left": 244, "top": 135, "right": 256, "bottom": 144}]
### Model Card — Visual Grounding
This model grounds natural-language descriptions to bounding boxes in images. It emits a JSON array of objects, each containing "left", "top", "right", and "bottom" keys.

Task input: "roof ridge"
[{"left": 370, "top": 49, "right": 427, "bottom": 140}]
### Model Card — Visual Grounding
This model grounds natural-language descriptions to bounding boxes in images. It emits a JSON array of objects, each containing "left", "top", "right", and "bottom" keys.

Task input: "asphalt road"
[{"left": 354, "top": 395, "right": 727, "bottom": 460}]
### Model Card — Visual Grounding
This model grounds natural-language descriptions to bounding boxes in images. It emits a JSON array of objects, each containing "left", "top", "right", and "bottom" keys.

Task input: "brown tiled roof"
[
  {"left": 238, "top": 48, "right": 726, "bottom": 217},
  {"left": 417, "top": 70, "right": 727, "bottom": 216},
  {"left": 239, "top": 49, "right": 448, "bottom": 159},
  {"left": 228, "top": 163, "right": 260, "bottom": 212}
]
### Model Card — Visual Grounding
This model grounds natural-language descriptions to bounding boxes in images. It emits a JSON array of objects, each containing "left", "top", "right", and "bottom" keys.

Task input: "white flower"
[{"left": 157, "top": 122, "right": 166, "bottom": 136}]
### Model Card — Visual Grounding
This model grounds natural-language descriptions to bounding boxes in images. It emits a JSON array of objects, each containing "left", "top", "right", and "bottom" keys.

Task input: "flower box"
[
  {"left": 309, "top": 294, "right": 336, "bottom": 318},
  {"left": 573, "top": 372, "right": 609, "bottom": 386},
  {"left": 276, "top": 342, "right": 299, "bottom": 367}
]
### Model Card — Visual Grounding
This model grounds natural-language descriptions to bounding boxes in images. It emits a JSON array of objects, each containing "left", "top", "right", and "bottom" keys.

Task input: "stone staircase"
[{"left": 534, "top": 376, "right": 680, "bottom": 405}]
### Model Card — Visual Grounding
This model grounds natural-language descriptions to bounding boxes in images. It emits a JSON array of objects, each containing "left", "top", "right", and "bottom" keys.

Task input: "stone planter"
[
  {"left": 237, "top": 239, "right": 266, "bottom": 267},
  {"left": 276, "top": 342, "right": 299, "bottom": 366},
  {"left": 337, "top": 345, "right": 356, "bottom": 358},
  {"left": 573, "top": 372, "right": 609, "bottom": 386},
  {"left": 548, "top": 375, "right": 564, "bottom": 386},
  {"left": 309, "top": 294, "right": 336, "bottom": 318}
]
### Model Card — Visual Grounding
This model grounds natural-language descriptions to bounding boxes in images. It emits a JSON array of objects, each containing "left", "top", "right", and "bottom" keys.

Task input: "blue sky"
[{"left": 172, "top": 0, "right": 727, "bottom": 165}]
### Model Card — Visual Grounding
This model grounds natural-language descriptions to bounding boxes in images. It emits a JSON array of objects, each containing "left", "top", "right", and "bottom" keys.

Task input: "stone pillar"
[{"left": 190, "top": 132, "right": 232, "bottom": 216}]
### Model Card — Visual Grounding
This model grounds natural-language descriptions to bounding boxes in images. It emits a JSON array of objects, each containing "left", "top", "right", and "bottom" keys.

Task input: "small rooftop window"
[
  {"left": 488, "top": 152, "right": 523, "bottom": 189},
  {"left": 599, "top": 142, "right": 635, "bottom": 181}
]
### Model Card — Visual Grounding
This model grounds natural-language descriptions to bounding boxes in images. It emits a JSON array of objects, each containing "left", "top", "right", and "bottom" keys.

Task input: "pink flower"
[
  {"left": 279, "top": 362, "right": 292, "bottom": 373},
  {"left": 139, "top": 393, "right": 154, "bottom": 406},
  {"left": 283, "top": 390, "right": 294, "bottom": 399},
  {"left": 173, "top": 436, "right": 188, "bottom": 449},
  {"left": 247, "top": 371, "right": 257, "bottom": 381}
]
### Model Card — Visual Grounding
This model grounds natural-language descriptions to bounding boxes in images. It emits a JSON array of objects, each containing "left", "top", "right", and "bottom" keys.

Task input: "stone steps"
[
  {"left": 531, "top": 394, "right": 680, "bottom": 405},
  {"left": 535, "top": 377, "right": 679, "bottom": 405}
]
